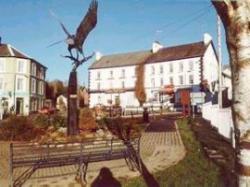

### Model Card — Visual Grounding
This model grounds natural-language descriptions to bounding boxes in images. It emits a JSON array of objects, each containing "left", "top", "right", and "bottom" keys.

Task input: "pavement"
[{"left": 1, "top": 115, "right": 186, "bottom": 187}]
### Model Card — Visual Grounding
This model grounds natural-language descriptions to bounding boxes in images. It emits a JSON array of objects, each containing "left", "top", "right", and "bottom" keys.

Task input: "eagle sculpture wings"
[
  {"left": 51, "top": 0, "right": 98, "bottom": 59},
  {"left": 74, "top": 0, "right": 98, "bottom": 54}
]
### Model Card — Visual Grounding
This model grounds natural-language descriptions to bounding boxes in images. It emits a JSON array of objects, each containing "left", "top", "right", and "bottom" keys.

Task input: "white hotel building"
[{"left": 88, "top": 34, "right": 219, "bottom": 108}]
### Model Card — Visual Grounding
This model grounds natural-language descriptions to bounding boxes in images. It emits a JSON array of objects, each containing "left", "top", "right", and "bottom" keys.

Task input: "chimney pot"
[
  {"left": 95, "top": 51, "right": 102, "bottom": 61},
  {"left": 152, "top": 41, "right": 163, "bottom": 53},
  {"left": 203, "top": 33, "right": 212, "bottom": 45}
]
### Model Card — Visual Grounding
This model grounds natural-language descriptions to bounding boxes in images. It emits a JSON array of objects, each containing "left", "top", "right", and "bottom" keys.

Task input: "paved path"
[
  {"left": 0, "top": 142, "right": 11, "bottom": 187},
  {"left": 2, "top": 116, "right": 186, "bottom": 187}
]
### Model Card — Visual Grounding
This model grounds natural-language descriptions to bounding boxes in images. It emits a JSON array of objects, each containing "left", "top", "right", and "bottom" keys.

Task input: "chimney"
[
  {"left": 95, "top": 51, "right": 102, "bottom": 61},
  {"left": 152, "top": 41, "right": 163, "bottom": 53},
  {"left": 203, "top": 33, "right": 212, "bottom": 45}
]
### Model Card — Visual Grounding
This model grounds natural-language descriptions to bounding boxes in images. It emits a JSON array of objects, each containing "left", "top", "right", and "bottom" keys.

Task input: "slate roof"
[
  {"left": 147, "top": 41, "right": 206, "bottom": 63},
  {"left": 89, "top": 50, "right": 152, "bottom": 69},
  {"left": 89, "top": 41, "right": 209, "bottom": 69},
  {"left": 0, "top": 43, "right": 47, "bottom": 69}
]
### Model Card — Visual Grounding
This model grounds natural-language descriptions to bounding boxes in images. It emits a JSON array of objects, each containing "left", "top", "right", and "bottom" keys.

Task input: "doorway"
[{"left": 16, "top": 98, "right": 24, "bottom": 115}]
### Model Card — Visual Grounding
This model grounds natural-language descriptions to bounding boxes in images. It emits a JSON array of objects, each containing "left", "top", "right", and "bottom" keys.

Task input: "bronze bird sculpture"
[{"left": 50, "top": 0, "right": 98, "bottom": 59}]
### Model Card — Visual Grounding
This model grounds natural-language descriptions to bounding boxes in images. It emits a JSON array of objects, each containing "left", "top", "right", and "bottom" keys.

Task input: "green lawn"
[{"left": 122, "top": 118, "right": 223, "bottom": 187}]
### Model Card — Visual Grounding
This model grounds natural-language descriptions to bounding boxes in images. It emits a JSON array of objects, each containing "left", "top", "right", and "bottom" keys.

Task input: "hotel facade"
[{"left": 88, "top": 34, "right": 219, "bottom": 108}]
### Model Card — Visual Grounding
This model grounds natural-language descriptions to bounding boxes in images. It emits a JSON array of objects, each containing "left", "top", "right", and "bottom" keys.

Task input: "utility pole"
[{"left": 217, "top": 15, "right": 223, "bottom": 108}]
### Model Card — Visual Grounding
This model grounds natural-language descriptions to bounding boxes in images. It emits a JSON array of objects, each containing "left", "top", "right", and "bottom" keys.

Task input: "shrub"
[
  {"left": 51, "top": 114, "right": 67, "bottom": 129},
  {"left": 0, "top": 116, "right": 45, "bottom": 141},
  {"left": 32, "top": 114, "right": 50, "bottom": 129},
  {"left": 78, "top": 108, "right": 97, "bottom": 132},
  {"left": 104, "top": 117, "right": 143, "bottom": 140}
]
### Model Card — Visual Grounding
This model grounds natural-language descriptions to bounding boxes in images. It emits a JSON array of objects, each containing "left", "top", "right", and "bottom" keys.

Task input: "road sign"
[{"left": 190, "top": 92, "right": 205, "bottom": 105}]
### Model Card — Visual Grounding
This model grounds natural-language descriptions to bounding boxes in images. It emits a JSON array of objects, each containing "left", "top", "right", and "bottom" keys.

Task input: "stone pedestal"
[{"left": 67, "top": 71, "right": 79, "bottom": 136}]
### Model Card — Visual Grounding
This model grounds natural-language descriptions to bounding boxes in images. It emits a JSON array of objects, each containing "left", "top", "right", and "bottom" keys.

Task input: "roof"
[
  {"left": 0, "top": 43, "right": 47, "bottom": 69},
  {"left": 89, "top": 50, "right": 152, "bottom": 69},
  {"left": 89, "top": 41, "right": 209, "bottom": 69},
  {"left": 147, "top": 41, "right": 206, "bottom": 63}
]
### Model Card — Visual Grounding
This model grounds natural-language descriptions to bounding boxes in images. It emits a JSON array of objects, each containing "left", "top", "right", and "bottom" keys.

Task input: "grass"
[
  {"left": 191, "top": 117, "right": 236, "bottom": 186},
  {"left": 122, "top": 118, "right": 223, "bottom": 187}
]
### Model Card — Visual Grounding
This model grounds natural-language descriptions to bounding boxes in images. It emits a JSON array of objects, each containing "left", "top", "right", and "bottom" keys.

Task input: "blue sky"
[{"left": 0, "top": 0, "right": 228, "bottom": 86}]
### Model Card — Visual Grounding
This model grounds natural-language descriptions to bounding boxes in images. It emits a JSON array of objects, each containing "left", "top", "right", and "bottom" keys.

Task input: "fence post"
[
  {"left": 47, "top": 144, "right": 50, "bottom": 159},
  {"left": 110, "top": 138, "right": 113, "bottom": 155},
  {"left": 9, "top": 143, "right": 13, "bottom": 187}
]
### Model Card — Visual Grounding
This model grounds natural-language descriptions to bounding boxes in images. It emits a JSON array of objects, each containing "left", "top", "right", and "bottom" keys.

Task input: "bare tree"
[{"left": 212, "top": 0, "right": 250, "bottom": 186}]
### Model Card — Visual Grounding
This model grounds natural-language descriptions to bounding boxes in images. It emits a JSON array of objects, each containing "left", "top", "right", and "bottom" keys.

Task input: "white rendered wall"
[
  {"left": 144, "top": 57, "right": 201, "bottom": 100},
  {"left": 203, "top": 43, "right": 219, "bottom": 89},
  {"left": 202, "top": 102, "right": 234, "bottom": 143}
]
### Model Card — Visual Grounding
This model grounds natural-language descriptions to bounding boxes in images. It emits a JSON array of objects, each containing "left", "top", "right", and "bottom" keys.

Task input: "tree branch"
[{"left": 212, "top": 0, "right": 236, "bottom": 27}]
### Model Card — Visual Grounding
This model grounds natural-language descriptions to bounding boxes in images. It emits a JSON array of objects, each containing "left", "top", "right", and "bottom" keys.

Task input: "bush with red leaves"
[{"left": 0, "top": 116, "right": 45, "bottom": 141}]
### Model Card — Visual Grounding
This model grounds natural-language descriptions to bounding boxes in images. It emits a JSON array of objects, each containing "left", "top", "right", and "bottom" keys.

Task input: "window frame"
[
  {"left": 179, "top": 62, "right": 184, "bottom": 72},
  {"left": 0, "top": 77, "right": 4, "bottom": 90},
  {"left": 0, "top": 59, "right": 5, "bottom": 72},
  {"left": 16, "top": 77, "right": 25, "bottom": 91},
  {"left": 160, "top": 65, "right": 164, "bottom": 74},
  {"left": 151, "top": 66, "right": 155, "bottom": 75},
  {"left": 151, "top": 78, "right": 155, "bottom": 88},
  {"left": 179, "top": 75, "right": 183, "bottom": 85},
  {"left": 31, "top": 78, "right": 36, "bottom": 93},
  {"left": 17, "top": 60, "right": 25, "bottom": 73},
  {"left": 31, "top": 63, "right": 37, "bottom": 76},
  {"left": 160, "top": 77, "right": 164, "bottom": 86},
  {"left": 189, "top": 74, "right": 194, "bottom": 84},
  {"left": 169, "top": 63, "right": 173, "bottom": 73},
  {"left": 189, "top": 61, "right": 193, "bottom": 71}
]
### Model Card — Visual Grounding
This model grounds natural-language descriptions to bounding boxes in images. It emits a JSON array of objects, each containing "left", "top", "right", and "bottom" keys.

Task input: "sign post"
[{"left": 190, "top": 92, "right": 205, "bottom": 118}]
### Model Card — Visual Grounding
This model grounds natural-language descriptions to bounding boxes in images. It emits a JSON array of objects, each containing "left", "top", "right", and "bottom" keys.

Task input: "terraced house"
[
  {"left": 0, "top": 40, "right": 47, "bottom": 115},
  {"left": 88, "top": 33, "right": 219, "bottom": 108}
]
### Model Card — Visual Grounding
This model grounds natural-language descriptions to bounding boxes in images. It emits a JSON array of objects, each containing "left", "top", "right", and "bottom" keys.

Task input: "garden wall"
[{"left": 202, "top": 102, "right": 235, "bottom": 147}]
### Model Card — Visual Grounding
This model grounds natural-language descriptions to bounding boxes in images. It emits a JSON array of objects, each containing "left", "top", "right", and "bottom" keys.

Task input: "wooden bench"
[{"left": 10, "top": 137, "right": 141, "bottom": 186}]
